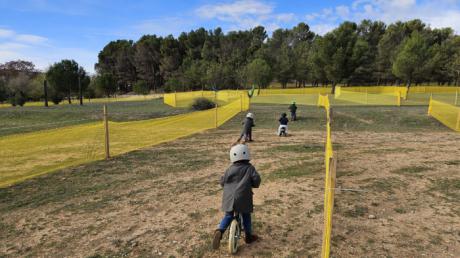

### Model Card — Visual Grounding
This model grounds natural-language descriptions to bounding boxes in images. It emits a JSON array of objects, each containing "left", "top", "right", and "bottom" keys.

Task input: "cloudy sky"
[{"left": 1, "top": 0, "right": 460, "bottom": 73}]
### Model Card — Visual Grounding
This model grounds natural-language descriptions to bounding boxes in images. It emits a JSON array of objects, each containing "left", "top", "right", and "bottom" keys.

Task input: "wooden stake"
[
  {"left": 43, "top": 80, "right": 48, "bottom": 107},
  {"left": 103, "top": 105, "right": 110, "bottom": 160},
  {"left": 456, "top": 111, "right": 460, "bottom": 131},
  {"left": 78, "top": 75, "right": 83, "bottom": 106},
  {"left": 455, "top": 90, "right": 458, "bottom": 106},
  {"left": 365, "top": 89, "right": 368, "bottom": 105},
  {"left": 215, "top": 92, "right": 218, "bottom": 128},
  {"left": 174, "top": 91, "right": 177, "bottom": 107},
  {"left": 428, "top": 95, "right": 432, "bottom": 116}
]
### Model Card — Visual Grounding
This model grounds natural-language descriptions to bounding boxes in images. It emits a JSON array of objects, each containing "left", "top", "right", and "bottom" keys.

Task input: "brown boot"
[
  {"left": 212, "top": 229, "right": 223, "bottom": 249},
  {"left": 245, "top": 234, "right": 259, "bottom": 244}
]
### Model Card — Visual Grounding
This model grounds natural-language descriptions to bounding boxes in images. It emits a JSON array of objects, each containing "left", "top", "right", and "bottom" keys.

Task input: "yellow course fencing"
[
  {"left": 335, "top": 86, "right": 459, "bottom": 105},
  {"left": 338, "top": 86, "right": 407, "bottom": 98},
  {"left": 0, "top": 93, "right": 249, "bottom": 187},
  {"left": 428, "top": 97, "right": 460, "bottom": 132},
  {"left": 317, "top": 94, "right": 337, "bottom": 258},
  {"left": 334, "top": 86, "right": 401, "bottom": 106},
  {"left": 252, "top": 87, "right": 332, "bottom": 105},
  {"left": 164, "top": 90, "right": 247, "bottom": 108},
  {"left": 408, "top": 86, "right": 460, "bottom": 94},
  {"left": 258, "top": 88, "right": 332, "bottom": 95}
]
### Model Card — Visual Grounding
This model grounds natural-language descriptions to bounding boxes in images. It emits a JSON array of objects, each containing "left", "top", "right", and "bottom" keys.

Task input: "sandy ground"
[{"left": 1, "top": 128, "right": 459, "bottom": 257}]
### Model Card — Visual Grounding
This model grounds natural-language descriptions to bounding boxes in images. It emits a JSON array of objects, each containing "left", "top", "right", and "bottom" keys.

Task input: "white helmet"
[
  {"left": 230, "top": 144, "right": 251, "bottom": 163},
  {"left": 246, "top": 113, "right": 254, "bottom": 119}
]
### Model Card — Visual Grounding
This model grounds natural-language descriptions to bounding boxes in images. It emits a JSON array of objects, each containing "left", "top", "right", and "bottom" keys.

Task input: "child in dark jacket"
[
  {"left": 278, "top": 112, "right": 289, "bottom": 136},
  {"left": 212, "top": 144, "right": 261, "bottom": 249},
  {"left": 237, "top": 112, "right": 255, "bottom": 142},
  {"left": 289, "top": 101, "right": 297, "bottom": 121}
]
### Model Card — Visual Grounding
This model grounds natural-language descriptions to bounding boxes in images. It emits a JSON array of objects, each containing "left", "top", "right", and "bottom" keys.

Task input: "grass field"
[
  {"left": 0, "top": 98, "right": 189, "bottom": 136},
  {"left": 0, "top": 104, "right": 458, "bottom": 257},
  {"left": 0, "top": 94, "right": 161, "bottom": 109}
]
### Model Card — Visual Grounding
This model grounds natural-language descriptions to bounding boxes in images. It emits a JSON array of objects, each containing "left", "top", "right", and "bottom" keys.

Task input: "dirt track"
[{"left": 1, "top": 126, "right": 459, "bottom": 257}]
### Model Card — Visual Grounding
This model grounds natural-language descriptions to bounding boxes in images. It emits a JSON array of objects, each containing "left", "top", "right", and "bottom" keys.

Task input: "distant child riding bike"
[
  {"left": 278, "top": 112, "right": 289, "bottom": 136},
  {"left": 237, "top": 112, "right": 255, "bottom": 142},
  {"left": 289, "top": 101, "right": 297, "bottom": 121}
]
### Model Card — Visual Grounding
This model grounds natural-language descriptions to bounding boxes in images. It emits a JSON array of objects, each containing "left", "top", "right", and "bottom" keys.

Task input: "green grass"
[
  {"left": 362, "top": 177, "right": 408, "bottom": 194},
  {"left": 269, "top": 143, "right": 324, "bottom": 153},
  {"left": 220, "top": 104, "right": 448, "bottom": 132},
  {"left": 429, "top": 178, "right": 460, "bottom": 202},
  {"left": 266, "top": 161, "right": 321, "bottom": 181},
  {"left": 392, "top": 166, "right": 431, "bottom": 175},
  {"left": 445, "top": 160, "right": 460, "bottom": 166},
  {"left": 403, "top": 93, "right": 458, "bottom": 106},
  {"left": 0, "top": 146, "right": 213, "bottom": 212},
  {"left": 1, "top": 95, "right": 453, "bottom": 137},
  {"left": 0, "top": 98, "right": 189, "bottom": 136},
  {"left": 344, "top": 205, "right": 368, "bottom": 218},
  {"left": 394, "top": 207, "right": 407, "bottom": 214}
]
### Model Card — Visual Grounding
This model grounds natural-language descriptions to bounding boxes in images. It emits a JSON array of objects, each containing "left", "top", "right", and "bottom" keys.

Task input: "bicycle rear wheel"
[{"left": 228, "top": 219, "right": 240, "bottom": 254}]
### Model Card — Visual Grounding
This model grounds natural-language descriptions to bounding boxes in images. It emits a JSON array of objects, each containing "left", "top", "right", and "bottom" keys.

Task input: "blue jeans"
[{"left": 218, "top": 212, "right": 252, "bottom": 235}]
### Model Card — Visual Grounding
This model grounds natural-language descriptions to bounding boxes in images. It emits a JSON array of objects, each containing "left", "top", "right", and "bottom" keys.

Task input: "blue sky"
[{"left": 1, "top": 0, "right": 460, "bottom": 73}]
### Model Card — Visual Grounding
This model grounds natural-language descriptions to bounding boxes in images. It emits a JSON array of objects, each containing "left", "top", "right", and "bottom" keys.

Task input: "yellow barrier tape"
[
  {"left": 0, "top": 94, "right": 249, "bottom": 187},
  {"left": 338, "top": 86, "right": 406, "bottom": 98},
  {"left": 334, "top": 87, "right": 400, "bottom": 106},
  {"left": 164, "top": 86, "right": 458, "bottom": 108},
  {"left": 408, "top": 86, "right": 460, "bottom": 94},
  {"left": 252, "top": 94, "right": 318, "bottom": 105},
  {"left": 428, "top": 97, "right": 460, "bottom": 132},
  {"left": 317, "top": 94, "right": 336, "bottom": 258},
  {"left": 259, "top": 88, "right": 332, "bottom": 95},
  {"left": 164, "top": 90, "right": 245, "bottom": 108}
]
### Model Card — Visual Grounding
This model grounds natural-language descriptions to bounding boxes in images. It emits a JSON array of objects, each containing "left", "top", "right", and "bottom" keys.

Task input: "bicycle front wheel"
[{"left": 228, "top": 219, "right": 240, "bottom": 254}]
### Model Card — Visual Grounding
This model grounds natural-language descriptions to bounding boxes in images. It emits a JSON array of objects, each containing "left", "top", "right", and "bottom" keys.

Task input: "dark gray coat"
[
  {"left": 241, "top": 117, "right": 255, "bottom": 135},
  {"left": 220, "top": 161, "right": 261, "bottom": 213}
]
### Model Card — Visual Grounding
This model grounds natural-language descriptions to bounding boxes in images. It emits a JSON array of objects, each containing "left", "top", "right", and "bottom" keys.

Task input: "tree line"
[
  {"left": 0, "top": 60, "right": 91, "bottom": 106},
  {"left": 95, "top": 19, "right": 460, "bottom": 94},
  {"left": 1, "top": 19, "right": 460, "bottom": 106}
]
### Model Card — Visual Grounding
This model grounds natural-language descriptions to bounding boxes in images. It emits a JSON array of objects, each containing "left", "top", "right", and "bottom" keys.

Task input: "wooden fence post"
[
  {"left": 455, "top": 90, "right": 458, "bottom": 106},
  {"left": 456, "top": 111, "right": 460, "bottom": 131},
  {"left": 215, "top": 92, "right": 218, "bottom": 128},
  {"left": 43, "top": 80, "right": 49, "bottom": 107},
  {"left": 174, "top": 91, "right": 177, "bottom": 107},
  {"left": 428, "top": 96, "right": 432, "bottom": 116},
  {"left": 103, "top": 105, "right": 110, "bottom": 160},
  {"left": 365, "top": 89, "right": 368, "bottom": 105}
]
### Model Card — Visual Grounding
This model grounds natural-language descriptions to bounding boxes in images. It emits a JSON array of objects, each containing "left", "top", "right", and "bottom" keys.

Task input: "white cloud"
[
  {"left": 0, "top": 42, "right": 29, "bottom": 50},
  {"left": 0, "top": 28, "right": 95, "bottom": 73},
  {"left": 275, "top": 13, "right": 296, "bottom": 23},
  {"left": 195, "top": 0, "right": 296, "bottom": 33},
  {"left": 131, "top": 17, "right": 196, "bottom": 37},
  {"left": 9, "top": 0, "right": 95, "bottom": 16},
  {"left": 336, "top": 5, "right": 350, "bottom": 19},
  {"left": 305, "top": 0, "right": 460, "bottom": 35},
  {"left": 0, "top": 29, "right": 15, "bottom": 38},
  {"left": 15, "top": 34, "right": 48, "bottom": 44},
  {"left": 196, "top": 0, "right": 273, "bottom": 19},
  {"left": 0, "top": 28, "right": 48, "bottom": 44},
  {"left": 310, "top": 24, "right": 337, "bottom": 35}
]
